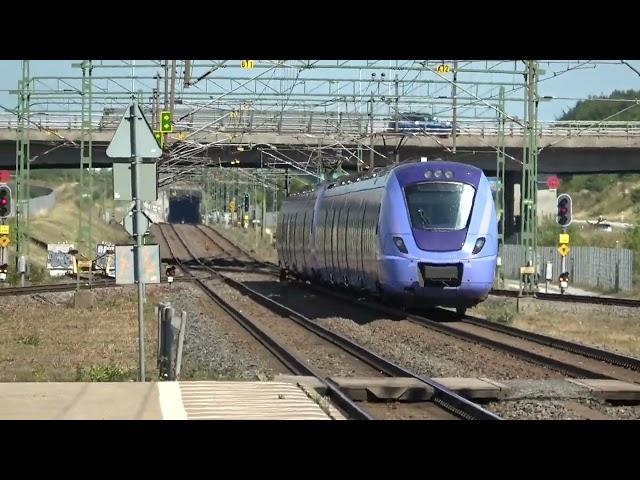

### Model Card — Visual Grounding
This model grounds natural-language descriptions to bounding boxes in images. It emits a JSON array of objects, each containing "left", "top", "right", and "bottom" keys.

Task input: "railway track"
[
  {"left": 157, "top": 223, "right": 500, "bottom": 420},
  {"left": 0, "top": 279, "right": 115, "bottom": 296},
  {"left": 202, "top": 224, "right": 640, "bottom": 384},
  {"left": 491, "top": 288, "right": 640, "bottom": 308},
  {"left": 156, "top": 224, "right": 371, "bottom": 420},
  {"left": 188, "top": 227, "right": 640, "bottom": 311}
]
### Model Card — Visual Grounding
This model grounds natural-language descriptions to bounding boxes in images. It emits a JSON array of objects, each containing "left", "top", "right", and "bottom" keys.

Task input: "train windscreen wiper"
[{"left": 417, "top": 208, "right": 430, "bottom": 228}]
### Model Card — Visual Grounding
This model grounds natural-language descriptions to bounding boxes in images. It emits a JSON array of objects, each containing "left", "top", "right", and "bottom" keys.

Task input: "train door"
[
  {"left": 301, "top": 209, "right": 309, "bottom": 276},
  {"left": 335, "top": 195, "right": 346, "bottom": 284},
  {"left": 286, "top": 211, "right": 295, "bottom": 270},
  {"left": 329, "top": 197, "right": 339, "bottom": 283},
  {"left": 347, "top": 194, "right": 363, "bottom": 287},
  {"left": 320, "top": 203, "right": 330, "bottom": 281},
  {"left": 292, "top": 211, "right": 299, "bottom": 272},
  {"left": 362, "top": 189, "right": 382, "bottom": 292},
  {"left": 277, "top": 207, "right": 286, "bottom": 264}
]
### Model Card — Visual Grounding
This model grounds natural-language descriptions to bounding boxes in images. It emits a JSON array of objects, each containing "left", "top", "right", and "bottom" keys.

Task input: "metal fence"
[
  {"left": 3, "top": 111, "right": 640, "bottom": 138},
  {"left": 501, "top": 244, "right": 634, "bottom": 292}
]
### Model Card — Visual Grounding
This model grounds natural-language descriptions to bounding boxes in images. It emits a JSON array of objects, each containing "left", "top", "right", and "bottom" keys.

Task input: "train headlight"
[
  {"left": 444, "top": 170, "right": 453, "bottom": 179},
  {"left": 393, "top": 236, "right": 408, "bottom": 254},
  {"left": 434, "top": 170, "right": 443, "bottom": 178},
  {"left": 472, "top": 237, "right": 486, "bottom": 254},
  {"left": 424, "top": 170, "right": 433, "bottom": 179}
]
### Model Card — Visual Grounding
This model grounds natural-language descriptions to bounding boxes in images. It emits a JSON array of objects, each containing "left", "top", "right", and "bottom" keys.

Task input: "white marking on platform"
[
  {"left": 178, "top": 381, "right": 332, "bottom": 420},
  {"left": 158, "top": 382, "right": 187, "bottom": 420}
]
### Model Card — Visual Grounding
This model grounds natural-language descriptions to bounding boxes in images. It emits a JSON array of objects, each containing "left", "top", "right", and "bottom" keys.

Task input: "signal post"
[
  {"left": 556, "top": 194, "right": 573, "bottom": 294},
  {"left": 0, "top": 182, "right": 12, "bottom": 283}
]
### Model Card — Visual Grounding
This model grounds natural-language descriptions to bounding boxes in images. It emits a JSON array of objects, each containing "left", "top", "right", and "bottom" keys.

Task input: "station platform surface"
[{"left": 0, "top": 381, "right": 336, "bottom": 420}]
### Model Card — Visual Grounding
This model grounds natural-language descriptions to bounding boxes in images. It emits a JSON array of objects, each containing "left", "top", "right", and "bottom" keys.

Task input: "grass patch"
[
  {"left": 471, "top": 297, "right": 640, "bottom": 357},
  {"left": 0, "top": 285, "right": 166, "bottom": 382},
  {"left": 75, "top": 364, "right": 136, "bottom": 382},
  {"left": 472, "top": 299, "right": 517, "bottom": 325},
  {"left": 210, "top": 224, "right": 278, "bottom": 263},
  {"left": 16, "top": 335, "right": 40, "bottom": 347},
  {"left": 6, "top": 180, "right": 131, "bottom": 279}
]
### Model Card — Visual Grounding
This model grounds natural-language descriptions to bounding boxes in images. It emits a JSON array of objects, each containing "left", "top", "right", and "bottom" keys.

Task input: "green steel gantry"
[
  {"left": 77, "top": 60, "right": 94, "bottom": 287},
  {"left": 495, "top": 86, "right": 506, "bottom": 287},
  {"left": 14, "top": 60, "right": 30, "bottom": 284},
  {"left": 520, "top": 60, "right": 539, "bottom": 296},
  {"left": 9, "top": 60, "right": 546, "bottom": 290}
]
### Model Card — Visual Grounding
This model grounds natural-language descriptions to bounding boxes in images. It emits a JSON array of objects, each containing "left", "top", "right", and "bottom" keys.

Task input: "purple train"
[{"left": 277, "top": 160, "right": 497, "bottom": 315}]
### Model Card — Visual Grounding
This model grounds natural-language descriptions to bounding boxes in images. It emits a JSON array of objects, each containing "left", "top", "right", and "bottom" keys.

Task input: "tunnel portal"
[{"left": 168, "top": 188, "right": 202, "bottom": 224}]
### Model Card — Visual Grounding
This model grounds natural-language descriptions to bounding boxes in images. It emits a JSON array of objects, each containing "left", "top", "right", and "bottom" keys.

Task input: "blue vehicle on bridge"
[
  {"left": 387, "top": 113, "right": 458, "bottom": 136},
  {"left": 277, "top": 160, "right": 498, "bottom": 316}
]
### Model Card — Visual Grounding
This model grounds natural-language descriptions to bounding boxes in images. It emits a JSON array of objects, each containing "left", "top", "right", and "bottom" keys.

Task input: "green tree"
[{"left": 559, "top": 89, "right": 640, "bottom": 122}]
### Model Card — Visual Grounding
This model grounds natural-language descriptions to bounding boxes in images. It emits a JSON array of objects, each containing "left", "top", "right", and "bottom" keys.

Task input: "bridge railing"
[{"left": 3, "top": 110, "right": 640, "bottom": 137}]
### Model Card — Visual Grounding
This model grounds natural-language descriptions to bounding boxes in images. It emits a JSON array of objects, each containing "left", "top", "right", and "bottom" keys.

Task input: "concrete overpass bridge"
[{"left": 2, "top": 113, "right": 640, "bottom": 175}]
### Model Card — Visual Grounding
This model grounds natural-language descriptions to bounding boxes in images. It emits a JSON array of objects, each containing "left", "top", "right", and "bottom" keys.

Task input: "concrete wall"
[{"left": 513, "top": 185, "right": 558, "bottom": 221}]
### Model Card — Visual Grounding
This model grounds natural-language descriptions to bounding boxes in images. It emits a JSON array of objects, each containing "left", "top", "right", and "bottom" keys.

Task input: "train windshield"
[{"left": 404, "top": 182, "right": 475, "bottom": 231}]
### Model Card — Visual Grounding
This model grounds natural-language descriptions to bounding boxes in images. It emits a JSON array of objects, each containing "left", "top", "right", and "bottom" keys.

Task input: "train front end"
[{"left": 379, "top": 161, "right": 497, "bottom": 312}]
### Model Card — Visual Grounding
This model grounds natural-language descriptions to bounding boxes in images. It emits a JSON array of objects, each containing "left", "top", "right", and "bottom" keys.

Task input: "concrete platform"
[
  {"left": 432, "top": 378, "right": 510, "bottom": 400},
  {"left": 173, "top": 381, "right": 336, "bottom": 420},
  {"left": 289, "top": 376, "right": 508, "bottom": 402},
  {"left": 0, "top": 382, "right": 162, "bottom": 420},
  {"left": 0, "top": 381, "right": 338, "bottom": 420},
  {"left": 328, "top": 377, "right": 434, "bottom": 402},
  {"left": 567, "top": 379, "right": 640, "bottom": 402}
]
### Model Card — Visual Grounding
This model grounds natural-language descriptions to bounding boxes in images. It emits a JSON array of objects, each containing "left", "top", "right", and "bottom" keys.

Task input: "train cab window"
[{"left": 404, "top": 182, "right": 475, "bottom": 231}]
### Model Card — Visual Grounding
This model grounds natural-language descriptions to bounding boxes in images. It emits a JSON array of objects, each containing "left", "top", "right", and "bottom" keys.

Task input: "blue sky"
[{"left": 1, "top": 60, "right": 639, "bottom": 121}]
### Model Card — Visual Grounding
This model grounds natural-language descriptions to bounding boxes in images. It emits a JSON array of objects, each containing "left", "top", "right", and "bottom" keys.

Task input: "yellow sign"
[
  {"left": 0, "top": 235, "right": 9, "bottom": 247},
  {"left": 436, "top": 64, "right": 451, "bottom": 74},
  {"left": 0, "top": 225, "right": 9, "bottom": 235},
  {"left": 229, "top": 200, "right": 236, "bottom": 213},
  {"left": 558, "top": 244, "right": 570, "bottom": 257},
  {"left": 559, "top": 233, "right": 570, "bottom": 244},
  {"left": 241, "top": 60, "right": 255, "bottom": 69},
  {"left": 176, "top": 131, "right": 186, "bottom": 141}
]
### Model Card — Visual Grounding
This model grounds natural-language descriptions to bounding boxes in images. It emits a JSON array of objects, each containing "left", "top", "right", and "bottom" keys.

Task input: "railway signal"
[
  {"left": 166, "top": 265, "right": 176, "bottom": 284},
  {"left": 160, "top": 111, "right": 172, "bottom": 133},
  {"left": 556, "top": 194, "right": 572, "bottom": 227},
  {"left": 244, "top": 193, "right": 250, "bottom": 212},
  {"left": 559, "top": 272, "right": 570, "bottom": 294},
  {"left": 557, "top": 231, "right": 571, "bottom": 293},
  {"left": 0, "top": 185, "right": 12, "bottom": 218},
  {"left": 154, "top": 131, "right": 164, "bottom": 148}
]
